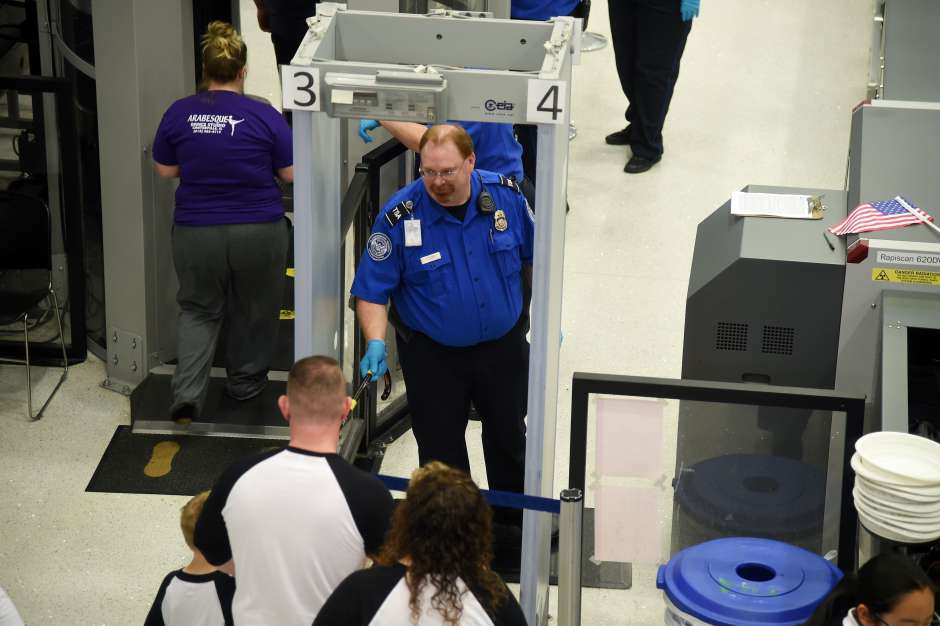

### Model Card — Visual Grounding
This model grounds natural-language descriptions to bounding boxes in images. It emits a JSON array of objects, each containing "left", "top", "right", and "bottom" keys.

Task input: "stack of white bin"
[{"left": 852, "top": 431, "right": 940, "bottom": 544}]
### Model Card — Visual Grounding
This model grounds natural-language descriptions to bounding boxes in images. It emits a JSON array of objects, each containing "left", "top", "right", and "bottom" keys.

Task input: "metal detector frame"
[{"left": 288, "top": 6, "right": 575, "bottom": 623}]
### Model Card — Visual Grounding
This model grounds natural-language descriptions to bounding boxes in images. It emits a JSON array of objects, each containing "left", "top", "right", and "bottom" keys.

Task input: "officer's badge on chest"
[{"left": 494, "top": 209, "right": 508, "bottom": 232}]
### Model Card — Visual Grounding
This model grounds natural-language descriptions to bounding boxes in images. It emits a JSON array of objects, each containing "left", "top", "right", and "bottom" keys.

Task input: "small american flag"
[{"left": 829, "top": 196, "right": 934, "bottom": 236}]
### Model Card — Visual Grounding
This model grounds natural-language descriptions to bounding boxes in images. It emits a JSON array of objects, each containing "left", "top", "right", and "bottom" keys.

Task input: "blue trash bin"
[{"left": 656, "top": 537, "right": 843, "bottom": 626}]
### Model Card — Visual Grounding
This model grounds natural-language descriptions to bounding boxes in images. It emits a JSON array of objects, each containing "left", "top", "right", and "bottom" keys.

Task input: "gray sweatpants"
[{"left": 170, "top": 219, "right": 289, "bottom": 414}]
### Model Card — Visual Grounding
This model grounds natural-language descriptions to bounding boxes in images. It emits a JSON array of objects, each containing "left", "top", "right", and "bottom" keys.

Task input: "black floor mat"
[
  {"left": 131, "top": 374, "right": 287, "bottom": 427},
  {"left": 86, "top": 426, "right": 283, "bottom": 496}
]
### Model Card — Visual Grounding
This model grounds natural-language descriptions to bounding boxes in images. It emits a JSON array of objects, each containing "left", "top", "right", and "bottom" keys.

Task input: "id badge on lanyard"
[{"left": 404, "top": 218, "right": 422, "bottom": 247}]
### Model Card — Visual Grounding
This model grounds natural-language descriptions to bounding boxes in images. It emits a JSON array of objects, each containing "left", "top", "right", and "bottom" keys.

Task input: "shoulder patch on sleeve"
[
  {"left": 384, "top": 200, "right": 415, "bottom": 228},
  {"left": 367, "top": 232, "right": 393, "bottom": 261}
]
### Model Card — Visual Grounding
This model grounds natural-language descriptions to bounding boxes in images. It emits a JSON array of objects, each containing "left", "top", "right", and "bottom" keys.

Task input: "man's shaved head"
[{"left": 286, "top": 356, "right": 346, "bottom": 422}]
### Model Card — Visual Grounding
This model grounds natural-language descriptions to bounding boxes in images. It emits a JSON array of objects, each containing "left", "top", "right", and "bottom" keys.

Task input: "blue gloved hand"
[
  {"left": 360, "top": 339, "right": 387, "bottom": 379},
  {"left": 358, "top": 119, "right": 380, "bottom": 143},
  {"left": 680, "top": 0, "right": 699, "bottom": 22}
]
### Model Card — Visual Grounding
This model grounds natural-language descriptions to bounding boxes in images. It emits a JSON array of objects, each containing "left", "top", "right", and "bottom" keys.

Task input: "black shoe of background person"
[
  {"left": 624, "top": 155, "right": 661, "bottom": 174},
  {"left": 491, "top": 523, "right": 523, "bottom": 577},
  {"left": 605, "top": 126, "right": 633, "bottom": 146},
  {"left": 171, "top": 403, "right": 195, "bottom": 426}
]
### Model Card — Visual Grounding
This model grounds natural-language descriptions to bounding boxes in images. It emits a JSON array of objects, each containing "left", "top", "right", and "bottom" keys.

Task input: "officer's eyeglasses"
[
  {"left": 419, "top": 159, "right": 466, "bottom": 180},
  {"left": 872, "top": 612, "right": 940, "bottom": 626}
]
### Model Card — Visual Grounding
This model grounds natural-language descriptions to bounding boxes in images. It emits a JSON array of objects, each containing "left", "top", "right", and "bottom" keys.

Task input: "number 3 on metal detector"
[
  {"left": 281, "top": 66, "right": 321, "bottom": 112},
  {"left": 526, "top": 79, "right": 567, "bottom": 124}
]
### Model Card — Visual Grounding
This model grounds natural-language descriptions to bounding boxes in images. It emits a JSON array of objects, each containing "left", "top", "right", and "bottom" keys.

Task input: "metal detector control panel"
[{"left": 324, "top": 71, "right": 447, "bottom": 122}]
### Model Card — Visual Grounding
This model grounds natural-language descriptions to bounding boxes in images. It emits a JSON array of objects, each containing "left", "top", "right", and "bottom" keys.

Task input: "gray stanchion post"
[{"left": 558, "top": 488, "right": 584, "bottom": 626}]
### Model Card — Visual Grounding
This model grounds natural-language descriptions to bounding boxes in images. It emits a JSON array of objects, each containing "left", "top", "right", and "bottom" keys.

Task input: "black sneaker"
[
  {"left": 605, "top": 126, "right": 633, "bottom": 146},
  {"left": 171, "top": 403, "right": 195, "bottom": 425},
  {"left": 624, "top": 155, "right": 661, "bottom": 174}
]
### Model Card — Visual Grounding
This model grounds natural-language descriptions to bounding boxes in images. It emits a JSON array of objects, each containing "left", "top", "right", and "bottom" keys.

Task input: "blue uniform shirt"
[
  {"left": 511, "top": 0, "right": 579, "bottom": 20},
  {"left": 456, "top": 121, "right": 524, "bottom": 182},
  {"left": 351, "top": 170, "right": 535, "bottom": 347}
]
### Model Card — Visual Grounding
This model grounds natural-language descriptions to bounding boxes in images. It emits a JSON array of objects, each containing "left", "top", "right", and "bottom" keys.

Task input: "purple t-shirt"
[{"left": 153, "top": 90, "right": 292, "bottom": 225}]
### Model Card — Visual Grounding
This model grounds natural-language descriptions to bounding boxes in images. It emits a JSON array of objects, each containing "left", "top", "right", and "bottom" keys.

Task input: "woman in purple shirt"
[{"left": 153, "top": 21, "right": 293, "bottom": 423}]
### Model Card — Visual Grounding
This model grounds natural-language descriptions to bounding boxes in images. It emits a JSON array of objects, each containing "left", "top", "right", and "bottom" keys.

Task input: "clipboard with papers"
[{"left": 730, "top": 191, "right": 825, "bottom": 220}]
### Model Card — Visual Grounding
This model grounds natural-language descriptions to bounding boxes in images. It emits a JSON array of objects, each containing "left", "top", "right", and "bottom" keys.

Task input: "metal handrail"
[{"left": 341, "top": 138, "right": 410, "bottom": 456}]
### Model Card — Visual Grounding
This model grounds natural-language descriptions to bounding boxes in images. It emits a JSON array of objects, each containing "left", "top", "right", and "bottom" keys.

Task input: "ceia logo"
[{"left": 484, "top": 99, "right": 515, "bottom": 112}]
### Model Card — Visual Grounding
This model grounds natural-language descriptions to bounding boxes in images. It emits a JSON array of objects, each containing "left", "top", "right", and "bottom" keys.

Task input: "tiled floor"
[{"left": 0, "top": 1, "right": 872, "bottom": 623}]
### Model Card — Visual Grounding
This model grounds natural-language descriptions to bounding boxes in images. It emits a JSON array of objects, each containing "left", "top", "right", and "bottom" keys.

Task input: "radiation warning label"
[{"left": 871, "top": 267, "right": 940, "bottom": 286}]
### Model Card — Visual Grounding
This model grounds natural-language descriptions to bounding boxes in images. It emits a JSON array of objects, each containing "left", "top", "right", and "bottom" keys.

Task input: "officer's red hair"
[{"left": 419, "top": 124, "right": 475, "bottom": 159}]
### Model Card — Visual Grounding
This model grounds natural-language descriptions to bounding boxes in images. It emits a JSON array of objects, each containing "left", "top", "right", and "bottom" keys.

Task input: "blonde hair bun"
[
  {"left": 201, "top": 21, "right": 247, "bottom": 83},
  {"left": 204, "top": 20, "right": 235, "bottom": 41}
]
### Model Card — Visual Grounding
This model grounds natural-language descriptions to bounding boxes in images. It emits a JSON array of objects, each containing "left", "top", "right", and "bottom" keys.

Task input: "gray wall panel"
[{"left": 94, "top": 0, "right": 194, "bottom": 386}]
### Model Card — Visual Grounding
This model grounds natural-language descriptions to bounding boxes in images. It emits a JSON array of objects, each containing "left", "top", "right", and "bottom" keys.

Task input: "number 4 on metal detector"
[{"left": 527, "top": 79, "right": 568, "bottom": 124}]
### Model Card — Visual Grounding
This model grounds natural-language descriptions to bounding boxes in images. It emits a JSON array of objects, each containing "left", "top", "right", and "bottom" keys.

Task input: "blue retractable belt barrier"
[{"left": 377, "top": 474, "right": 561, "bottom": 514}]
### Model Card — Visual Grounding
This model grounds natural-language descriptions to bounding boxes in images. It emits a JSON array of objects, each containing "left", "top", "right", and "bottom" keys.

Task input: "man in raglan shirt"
[{"left": 194, "top": 356, "right": 395, "bottom": 626}]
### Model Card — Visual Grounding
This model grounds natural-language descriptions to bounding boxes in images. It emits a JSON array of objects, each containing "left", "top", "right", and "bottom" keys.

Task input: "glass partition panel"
[{"left": 569, "top": 374, "right": 864, "bottom": 572}]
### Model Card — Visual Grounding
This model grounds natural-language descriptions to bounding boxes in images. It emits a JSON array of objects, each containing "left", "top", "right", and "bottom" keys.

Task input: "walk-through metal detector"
[{"left": 284, "top": 6, "right": 576, "bottom": 623}]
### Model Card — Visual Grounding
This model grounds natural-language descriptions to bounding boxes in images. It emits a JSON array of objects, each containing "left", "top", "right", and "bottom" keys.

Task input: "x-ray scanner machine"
[
  {"left": 837, "top": 99, "right": 940, "bottom": 435},
  {"left": 284, "top": 6, "right": 577, "bottom": 623},
  {"left": 678, "top": 96, "right": 940, "bottom": 568}
]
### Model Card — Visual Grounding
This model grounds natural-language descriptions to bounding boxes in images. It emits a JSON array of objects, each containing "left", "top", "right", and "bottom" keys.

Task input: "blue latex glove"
[
  {"left": 358, "top": 119, "right": 380, "bottom": 143},
  {"left": 360, "top": 339, "right": 387, "bottom": 379},
  {"left": 680, "top": 0, "right": 699, "bottom": 22}
]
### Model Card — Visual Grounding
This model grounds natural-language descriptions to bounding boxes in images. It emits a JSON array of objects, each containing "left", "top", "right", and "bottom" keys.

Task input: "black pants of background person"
[
  {"left": 256, "top": 0, "right": 320, "bottom": 125},
  {"left": 262, "top": 0, "right": 321, "bottom": 66},
  {"left": 608, "top": 0, "right": 692, "bottom": 161},
  {"left": 170, "top": 220, "right": 289, "bottom": 416},
  {"left": 514, "top": 0, "right": 591, "bottom": 184},
  {"left": 396, "top": 316, "right": 529, "bottom": 526}
]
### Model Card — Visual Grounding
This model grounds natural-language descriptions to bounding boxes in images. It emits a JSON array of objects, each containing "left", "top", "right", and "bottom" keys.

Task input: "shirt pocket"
[
  {"left": 404, "top": 248, "right": 453, "bottom": 297},
  {"left": 489, "top": 233, "right": 522, "bottom": 277}
]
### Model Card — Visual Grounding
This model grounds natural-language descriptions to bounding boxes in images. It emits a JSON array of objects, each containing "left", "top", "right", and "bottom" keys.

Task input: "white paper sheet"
[
  {"left": 730, "top": 191, "right": 815, "bottom": 219},
  {"left": 594, "top": 485, "right": 662, "bottom": 563},
  {"left": 596, "top": 397, "right": 664, "bottom": 479}
]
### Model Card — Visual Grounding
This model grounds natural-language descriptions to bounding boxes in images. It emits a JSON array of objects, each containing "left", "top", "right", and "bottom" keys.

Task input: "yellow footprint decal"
[{"left": 144, "top": 441, "right": 181, "bottom": 478}]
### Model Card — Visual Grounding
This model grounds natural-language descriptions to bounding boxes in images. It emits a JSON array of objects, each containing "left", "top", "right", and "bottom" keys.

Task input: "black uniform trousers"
[
  {"left": 608, "top": 0, "right": 692, "bottom": 161},
  {"left": 396, "top": 316, "right": 529, "bottom": 525},
  {"left": 264, "top": 1, "right": 321, "bottom": 66},
  {"left": 514, "top": 0, "right": 591, "bottom": 184}
]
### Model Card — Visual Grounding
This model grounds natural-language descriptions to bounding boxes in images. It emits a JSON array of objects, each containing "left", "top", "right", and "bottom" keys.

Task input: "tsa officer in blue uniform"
[
  {"left": 351, "top": 124, "right": 534, "bottom": 524},
  {"left": 606, "top": 0, "right": 699, "bottom": 173},
  {"left": 358, "top": 118, "right": 536, "bottom": 208}
]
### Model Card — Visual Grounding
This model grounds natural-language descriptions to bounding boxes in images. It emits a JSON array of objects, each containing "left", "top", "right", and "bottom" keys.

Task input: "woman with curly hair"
[{"left": 314, "top": 462, "right": 526, "bottom": 626}]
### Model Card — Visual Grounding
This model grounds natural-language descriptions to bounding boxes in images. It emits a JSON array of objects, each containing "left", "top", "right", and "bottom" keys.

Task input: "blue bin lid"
[
  {"left": 656, "top": 537, "right": 843, "bottom": 626},
  {"left": 675, "top": 455, "right": 826, "bottom": 537}
]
